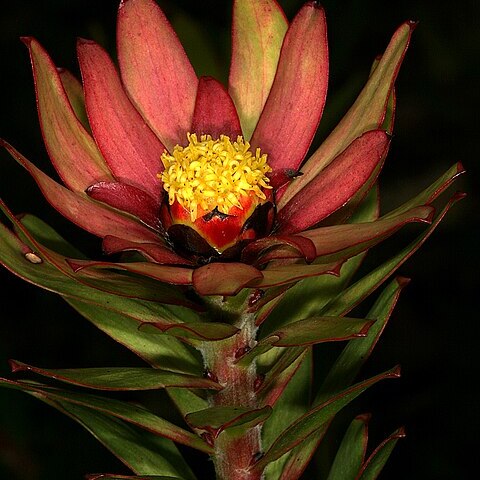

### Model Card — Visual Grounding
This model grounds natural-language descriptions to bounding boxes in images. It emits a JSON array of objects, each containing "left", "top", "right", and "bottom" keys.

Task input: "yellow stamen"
[{"left": 159, "top": 133, "right": 272, "bottom": 222}]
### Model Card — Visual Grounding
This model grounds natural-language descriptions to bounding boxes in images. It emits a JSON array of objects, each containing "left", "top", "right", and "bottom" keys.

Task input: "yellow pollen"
[{"left": 159, "top": 133, "right": 272, "bottom": 222}]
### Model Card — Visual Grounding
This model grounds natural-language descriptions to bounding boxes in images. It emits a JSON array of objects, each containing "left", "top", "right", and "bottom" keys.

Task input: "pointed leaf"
[
  {"left": 87, "top": 476, "right": 183, "bottom": 480},
  {"left": 264, "top": 316, "right": 375, "bottom": 347},
  {"left": 0, "top": 378, "right": 213, "bottom": 454},
  {"left": 0, "top": 204, "right": 200, "bottom": 322},
  {"left": 191, "top": 77, "right": 242, "bottom": 139},
  {"left": 22, "top": 37, "right": 112, "bottom": 191},
  {"left": 280, "top": 21, "right": 415, "bottom": 208},
  {"left": 103, "top": 236, "right": 191, "bottom": 265},
  {"left": 142, "top": 322, "right": 240, "bottom": 342},
  {"left": 326, "top": 414, "right": 370, "bottom": 480},
  {"left": 192, "top": 262, "right": 263, "bottom": 296},
  {"left": 67, "top": 298, "right": 202, "bottom": 375},
  {"left": 251, "top": 2, "right": 328, "bottom": 173},
  {"left": 87, "top": 182, "right": 162, "bottom": 231},
  {"left": 241, "top": 234, "right": 317, "bottom": 265},
  {"left": 356, "top": 427, "right": 405, "bottom": 480},
  {"left": 41, "top": 400, "right": 196, "bottom": 479},
  {"left": 166, "top": 388, "right": 208, "bottom": 418},
  {"left": 384, "top": 162, "right": 465, "bottom": 219},
  {"left": 117, "top": 0, "right": 198, "bottom": 151},
  {"left": 58, "top": 68, "right": 90, "bottom": 132},
  {"left": 185, "top": 406, "right": 272, "bottom": 438},
  {"left": 67, "top": 258, "right": 194, "bottom": 286},
  {"left": 251, "top": 367, "right": 400, "bottom": 473},
  {"left": 280, "top": 277, "right": 409, "bottom": 479},
  {"left": 298, "top": 205, "right": 434, "bottom": 264},
  {"left": 277, "top": 130, "right": 390, "bottom": 234},
  {"left": 2, "top": 142, "right": 160, "bottom": 243},
  {"left": 255, "top": 262, "right": 341, "bottom": 288},
  {"left": 77, "top": 39, "right": 165, "bottom": 199},
  {"left": 319, "top": 193, "right": 465, "bottom": 319},
  {"left": 262, "top": 352, "right": 312, "bottom": 479},
  {"left": 9, "top": 361, "right": 220, "bottom": 391},
  {"left": 229, "top": 0, "right": 288, "bottom": 140},
  {"left": 317, "top": 278, "right": 409, "bottom": 403}
]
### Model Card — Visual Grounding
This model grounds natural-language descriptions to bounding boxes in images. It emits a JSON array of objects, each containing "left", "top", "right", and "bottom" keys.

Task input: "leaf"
[
  {"left": 185, "top": 406, "right": 272, "bottom": 438},
  {"left": 239, "top": 316, "right": 373, "bottom": 362},
  {"left": 42, "top": 399, "right": 196, "bottom": 479},
  {"left": 9, "top": 361, "right": 220, "bottom": 391},
  {"left": 317, "top": 278, "right": 408, "bottom": 404},
  {"left": 251, "top": 367, "right": 400, "bottom": 473},
  {"left": 356, "top": 427, "right": 406, "bottom": 480},
  {"left": 277, "top": 130, "right": 390, "bottom": 234},
  {"left": 279, "top": 276, "right": 408, "bottom": 479},
  {"left": 87, "top": 475, "right": 184, "bottom": 480},
  {"left": 318, "top": 193, "right": 464, "bottom": 319},
  {"left": 117, "top": 0, "right": 198, "bottom": 151},
  {"left": 262, "top": 351, "right": 312, "bottom": 480},
  {"left": 0, "top": 378, "right": 212, "bottom": 454},
  {"left": 251, "top": 2, "right": 328, "bottom": 173},
  {"left": 66, "top": 298, "right": 202, "bottom": 375},
  {"left": 257, "top": 185, "right": 379, "bottom": 333},
  {"left": 1, "top": 142, "right": 160, "bottom": 244},
  {"left": 192, "top": 262, "right": 262, "bottom": 296},
  {"left": 279, "top": 21, "right": 415, "bottom": 208},
  {"left": 166, "top": 388, "right": 208, "bottom": 418},
  {"left": 229, "top": 0, "right": 288, "bottom": 140},
  {"left": 326, "top": 414, "right": 370, "bottom": 480},
  {"left": 21, "top": 37, "right": 112, "bottom": 192},
  {"left": 141, "top": 322, "right": 240, "bottom": 342},
  {"left": 191, "top": 77, "right": 242, "bottom": 139},
  {"left": 58, "top": 68, "right": 90, "bottom": 132}
]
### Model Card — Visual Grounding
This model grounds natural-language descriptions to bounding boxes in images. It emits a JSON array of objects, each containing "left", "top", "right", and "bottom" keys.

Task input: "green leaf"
[
  {"left": 326, "top": 414, "right": 370, "bottom": 480},
  {"left": 279, "top": 276, "right": 408, "bottom": 478},
  {"left": 257, "top": 348, "right": 306, "bottom": 405},
  {"left": 251, "top": 367, "right": 400, "bottom": 474},
  {"left": 263, "top": 351, "right": 312, "bottom": 480},
  {"left": 41, "top": 398, "right": 196, "bottom": 479},
  {"left": 66, "top": 298, "right": 202, "bottom": 375},
  {"left": 87, "top": 476, "right": 183, "bottom": 480},
  {"left": 58, "top": 68, "right": 91, "bottom": 132},
  {"left": 141, "top": 322, "right": 240, "bottom": 342},
  {"left": 259, "top": 185, "right": 379, "bottom": 334},
  {"left": 319, "top": 193, "right": 464, "bottom": 319},
  {"left": 185, "top": 406, "right": 272, "bottom": 438},
  {"left": 357, "top": 427, "right": 406, "bottom": 480},
  {"left": 18, "top": 213, "right": 88, "bottom": 259},
  {"left": 279, "top": 21, "right": 415, "bottom": 208},
  {"left": 317, "top": 278, "right": 408, "bottom": 404},
  {"left": 0, "top": 202, "right": 199, "bottom": 310},
  {"left": 166, "top": 388, "right": 208, "bottom": 418},
  {"left": 384, "top": 162, "right": 464, "bottom": 219},
  {"left": 229, "top": 0, "right": 288, "bottom": 140},
  {"left": 0, "top": 378, "right": 212, "bottom": 454},
  {"left": 239, "top": 316, "right": 374, "bottom": 363},
  {"left": 10, "top": 361, "right": 220, "bottom": 391}
]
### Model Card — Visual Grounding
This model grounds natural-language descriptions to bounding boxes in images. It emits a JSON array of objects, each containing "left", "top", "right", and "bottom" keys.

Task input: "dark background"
[{"left": 0, "top": 0, "right": 478, "bottom": 478}]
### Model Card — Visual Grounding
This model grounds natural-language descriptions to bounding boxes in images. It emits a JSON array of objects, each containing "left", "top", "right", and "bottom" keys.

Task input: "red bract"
[{"left": 0, "top": 0, "right": 459, "bottom": 299}]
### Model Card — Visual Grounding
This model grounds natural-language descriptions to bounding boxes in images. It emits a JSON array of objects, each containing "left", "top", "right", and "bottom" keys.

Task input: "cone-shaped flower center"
[{"left": 160, "top": 133, "right": 272, "bottom": 222}]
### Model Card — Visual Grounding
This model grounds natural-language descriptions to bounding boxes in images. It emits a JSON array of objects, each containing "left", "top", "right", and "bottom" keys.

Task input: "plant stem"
[{"left": 202, "top": 311, "right": 263, "bottom": 480}]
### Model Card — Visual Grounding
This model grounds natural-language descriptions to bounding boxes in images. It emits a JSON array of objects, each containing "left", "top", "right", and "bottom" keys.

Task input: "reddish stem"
[{"left": 202, "top": 316, "right": 262, "bottom": 480}]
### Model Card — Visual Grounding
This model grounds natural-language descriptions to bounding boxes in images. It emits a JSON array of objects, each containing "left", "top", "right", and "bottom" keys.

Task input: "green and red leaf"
[{"left": 117, "top": 0, "right": 198, "bottom": 151}]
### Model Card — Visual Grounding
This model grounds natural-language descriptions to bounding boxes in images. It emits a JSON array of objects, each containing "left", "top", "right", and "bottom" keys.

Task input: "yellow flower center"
[{"left": 160, "top": 133, "right": 272, "bottom": 222}]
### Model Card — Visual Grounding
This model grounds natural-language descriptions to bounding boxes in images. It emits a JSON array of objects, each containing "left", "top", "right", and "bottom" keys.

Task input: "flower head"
[{"left": 1, "top": 0, "right": 460, "bottom": 300}]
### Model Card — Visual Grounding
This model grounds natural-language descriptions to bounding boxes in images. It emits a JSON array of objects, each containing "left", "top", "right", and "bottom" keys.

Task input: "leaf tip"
[{"left": 8, "top": 359, "right": 26, "bottom": 373}]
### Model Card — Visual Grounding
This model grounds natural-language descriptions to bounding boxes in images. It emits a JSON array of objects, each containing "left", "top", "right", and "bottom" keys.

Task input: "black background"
[{"left": 0, "top": 0, "right": 478, "bottom": 478}]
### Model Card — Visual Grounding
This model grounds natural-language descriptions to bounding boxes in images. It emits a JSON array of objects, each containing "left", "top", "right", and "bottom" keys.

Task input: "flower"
[{"left": 0, "top": 0, "right": 460, "bottom": 301}]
